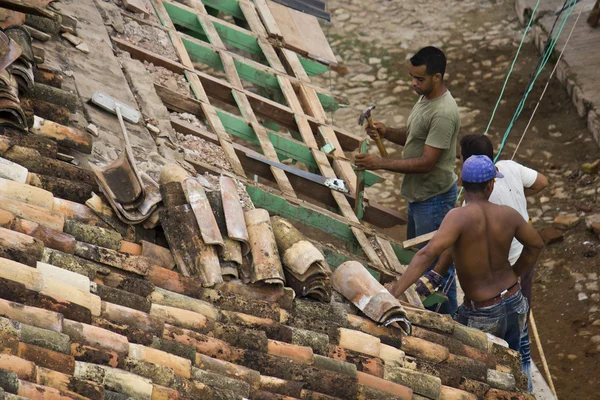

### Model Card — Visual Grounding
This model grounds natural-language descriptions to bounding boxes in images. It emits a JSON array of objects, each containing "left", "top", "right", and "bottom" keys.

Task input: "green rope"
[
  {"left": 494, "top": 0, "right": 577, "bottom": 162},
  {"left": 483, "top": 0, "right": 542, "bottom": 135}
]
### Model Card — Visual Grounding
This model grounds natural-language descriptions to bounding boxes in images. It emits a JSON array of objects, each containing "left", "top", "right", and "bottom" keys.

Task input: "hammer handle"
[{"left": 367, "top": 117, "right": 388, "bottom": 157}]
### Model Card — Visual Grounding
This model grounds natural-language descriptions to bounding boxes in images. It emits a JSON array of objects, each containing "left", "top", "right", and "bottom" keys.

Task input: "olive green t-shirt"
[{"left": 401, "top": 91, "right": 460, "bottom": 203}]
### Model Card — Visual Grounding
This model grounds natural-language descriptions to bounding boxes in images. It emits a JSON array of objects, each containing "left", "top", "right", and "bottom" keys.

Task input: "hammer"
[{"left": 358, "top": 104, "right": 388, "bottom": 157}]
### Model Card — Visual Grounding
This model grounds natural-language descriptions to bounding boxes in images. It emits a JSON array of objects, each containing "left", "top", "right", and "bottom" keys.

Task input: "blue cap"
[{"left": 462, "top": 155, "right": 503, "bottom": 183}]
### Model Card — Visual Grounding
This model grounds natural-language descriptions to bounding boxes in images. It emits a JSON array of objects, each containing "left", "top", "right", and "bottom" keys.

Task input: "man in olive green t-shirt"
[{"left": 355, "top": 46, "right": 460, "bottom": 314}]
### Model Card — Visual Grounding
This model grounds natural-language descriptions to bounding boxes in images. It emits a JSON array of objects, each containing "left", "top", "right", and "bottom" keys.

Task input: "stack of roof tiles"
[{"left": 0, "top": 156, "right": 534, "bottom": 400}]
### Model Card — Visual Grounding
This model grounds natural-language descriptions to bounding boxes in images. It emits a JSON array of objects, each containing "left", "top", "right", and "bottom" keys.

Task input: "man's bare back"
[
  {"left": 388, "top": 156, "right": 543, "bottom": 303},
  {"left": 451, "top": 201, "right": 530, "bottom": 301}
]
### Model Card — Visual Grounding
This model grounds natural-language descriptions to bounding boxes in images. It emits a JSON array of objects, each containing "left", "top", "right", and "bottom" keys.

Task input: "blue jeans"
[
  {"left": 520, "top": 323, "right": 533, "bottom": 391},
  {"left": 407, "top": 184, "right": 458, "bottom": 315},
  {"left": 454, "top": 289, "right": 529, "bottom": 352}
]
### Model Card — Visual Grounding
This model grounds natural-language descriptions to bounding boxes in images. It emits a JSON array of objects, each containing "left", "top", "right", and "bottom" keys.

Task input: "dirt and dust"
[
  {"left": 316, "top": 0, "right": 600, "bottom": 398},
  {"left": 121, "top": 19, "right": 178, "bottom": 61},
  {"left": 170, "top": 112, "right": 236, "bottom": 173},
  {"left": 144, "top": 61, "right": 192, "bottom": 97}
]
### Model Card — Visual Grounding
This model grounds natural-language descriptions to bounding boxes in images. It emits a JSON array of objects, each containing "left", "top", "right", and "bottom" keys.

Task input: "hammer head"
[{"left": 358, "top": 104, "right": 376, "bottom": 125}]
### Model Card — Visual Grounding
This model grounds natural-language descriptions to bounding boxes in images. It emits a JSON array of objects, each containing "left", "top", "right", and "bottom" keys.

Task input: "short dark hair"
[
  {"left": 410, "top": 47, "right": 446, "bottom": 79},
  {"left": 462, "top": 180, "right": 492, "bottom": 193},
  {"left": 460, "top": 134, "right": 494, "bottom": 160}
]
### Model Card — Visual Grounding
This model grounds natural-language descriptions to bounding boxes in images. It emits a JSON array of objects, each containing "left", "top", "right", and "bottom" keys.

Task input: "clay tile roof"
[{"left": 0, "top": 1, "right": 534, "bottom": 400}]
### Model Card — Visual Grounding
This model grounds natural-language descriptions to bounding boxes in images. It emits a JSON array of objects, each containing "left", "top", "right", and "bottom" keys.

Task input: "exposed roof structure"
[{"left": 0, "top": 0, "right": 534, "bottom": 399}]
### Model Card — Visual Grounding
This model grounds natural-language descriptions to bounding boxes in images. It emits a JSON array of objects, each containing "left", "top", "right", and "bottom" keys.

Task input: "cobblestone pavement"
[{"left": 314, "top": 1, "right": 600, "bottom": 398}]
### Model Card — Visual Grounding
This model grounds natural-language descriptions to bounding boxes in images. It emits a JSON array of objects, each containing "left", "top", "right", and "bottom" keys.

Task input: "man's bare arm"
[
  {"left": 355, "top": 145, "right": 444, "bottom": 173},
  {"left": 385, "top": 127, "right": 408, "bottom": 146},
  {"left": 524, "top": 172, "right": 548, "bottom": 197},
  {"left": 512, "top": 212, "right": 544, "bottom": 277},
  {"left": 432, "top": 248, "right": 454, "bottom": 276},
  {"left": 389, "top": 210, "right": 462, "bottom": 298}
]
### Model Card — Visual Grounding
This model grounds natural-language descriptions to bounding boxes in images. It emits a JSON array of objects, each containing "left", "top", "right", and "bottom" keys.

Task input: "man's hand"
[
  {"left": 365, "top": 121, "right": 387, "bottom": 140},
  {"left": 355, "top": 154, "right": 384, "bottom": 171}
]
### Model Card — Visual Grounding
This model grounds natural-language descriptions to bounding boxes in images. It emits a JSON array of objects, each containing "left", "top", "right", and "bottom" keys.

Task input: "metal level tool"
[
  {"left": 245, "top": 152, "right": 349, "bottom": 194},
  {"left": 91, "top": 91, "right": 141, "bottom": 124}
]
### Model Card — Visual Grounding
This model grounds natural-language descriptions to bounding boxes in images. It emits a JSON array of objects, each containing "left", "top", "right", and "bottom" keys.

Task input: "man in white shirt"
[{"left": 414, "top": 134, "right": 548, "bottom": 391}]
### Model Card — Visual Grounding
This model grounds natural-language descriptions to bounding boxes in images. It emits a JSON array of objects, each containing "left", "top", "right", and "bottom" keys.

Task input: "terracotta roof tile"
[
  {"left": 0, "top": 354, "right": 36, "bottom": 381},
  {"left": 70, "top": 343, "right": 120, "bottom": 368},
  {"left": 93, "top": 283, "right": 151, "bottom": 313},
  {"left": 17, "top": 343, "right": 75, "bottom": 375},
  {"left": 267, "top": 339, "right": 314, "bottom": 365},
  {"left": 129, "top": 344, "right": 191, "bottom": 379},
  {"left": 195, "top": 353, "right": 261, "bottom": 389},
  {"left": 35, "top": 367, "right": 105, "bottom": 400},
  {"left": 0, "top": 298, "right": 63, "bottom": 332},
  {"left": 150, "top": 287, "right": 219, "bottom": 321},
  {"left": 149, "top": 303, "right": 213, "bottom": 333},
  {"left": 192, "top": 367, "right": 251, "bottom": 397},
  {"left": 356, "top": 370, "right": 413, "bottom": 399}
]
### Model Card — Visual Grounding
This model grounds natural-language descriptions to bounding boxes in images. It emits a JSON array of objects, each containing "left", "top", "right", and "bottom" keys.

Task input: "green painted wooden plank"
[
  {"left": 182, "top": 37, "right": 224, "bottom": 70},
  {"left": 165, "top": 1, "right": 261, "bottom": 55},
  {"left": 215, "top": 109, "right": 315, "bottom": 167},
  {"left": 163, "top": 2, "right": 203, "bottom": 32},
  {"left": 246, "top": 185, "right": 358, "bottom": 245},
  {"left": 298, "top": 54, "right": 329, "bottom": 76},
  {"left": 391, "top": 242, "right": 416, "bottom": 265},
  {"left": 201, "top": 0, "right": 245, "bottom": 19},
  {"left": 213, "top": 21, "right": 262, "bottom": 54},
  {"left": 180, "top": 36, "right": 339, "bottom": 111},
  {"left": 316, "top": 91, "right": 339, "bottom": 112}
]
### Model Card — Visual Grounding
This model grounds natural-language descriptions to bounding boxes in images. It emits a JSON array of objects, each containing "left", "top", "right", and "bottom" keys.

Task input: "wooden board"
[{"left": 267, "top": 0, "right": 337, "bottom": 66}]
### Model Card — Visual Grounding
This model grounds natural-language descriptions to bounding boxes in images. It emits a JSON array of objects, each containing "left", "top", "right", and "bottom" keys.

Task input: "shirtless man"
[{"left": 388, "top": 155, "right": 544, "bottom": 350}]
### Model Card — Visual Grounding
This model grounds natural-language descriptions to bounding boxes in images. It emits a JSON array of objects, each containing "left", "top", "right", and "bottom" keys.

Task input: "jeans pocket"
[
  {"left": 467, "top": 315, "right": 501, "bottom": 335},
  {"left": 516, "top": 298, "right": 529, "bottom": 333}
]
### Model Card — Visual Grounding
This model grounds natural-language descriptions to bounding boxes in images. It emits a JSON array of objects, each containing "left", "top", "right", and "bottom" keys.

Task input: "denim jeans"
[
  {"left": 520, "top": 323, "right": 533, "bottom": 391},
  {"left": 454, "top": 289, "right": 529, "bottom": 352},
  {"left": 407, "top": 184, "right": 458, "bottom": 315}
]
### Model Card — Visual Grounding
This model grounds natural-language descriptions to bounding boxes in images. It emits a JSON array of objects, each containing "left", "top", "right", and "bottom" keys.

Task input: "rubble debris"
[
  {"left": 175, "top": 130, "right": 234, "bottom": 173},
  {"left": 145, "top": 62, "right": 192, "bottom": 97},
  {"left": 332, "top": 261, "right": 411, "bottom": 335},
  {"left": 245, "top": 208, "right": 285, "bottom": 286},
  {"left": 553, "top": 213, "right": 582, "bottom": 230},
  {"left": 123, "top": 0, "right": 151, "bottom": 15},
  {"left": 271, "top": 216, "right": 332, "bottom": 302},
  {"left": 75, "top": 42, "right": 89, "bottom": 54},
  {"left": 61, "top": 32, "right": 81, "bottom": 46},
  {"left": 86, "top": 123, "right": 99, "bottom": 137},
  {"left": 122, "top": 20, "right": 178, "bottom": 61}
]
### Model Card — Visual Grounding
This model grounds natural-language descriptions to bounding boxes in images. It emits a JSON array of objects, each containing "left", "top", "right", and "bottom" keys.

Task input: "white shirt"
[{"left": 489, "top": 160, "right": 538, "bottom": 265}]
